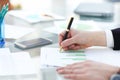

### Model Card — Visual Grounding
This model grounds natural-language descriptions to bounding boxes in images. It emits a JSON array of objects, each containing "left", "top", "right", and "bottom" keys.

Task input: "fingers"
[
  {"left": 57, "top": 61, "right": 92, "bottom": 80},
  {"left": 62, "top": 44, "right": 88, "bottom": 50},
  {"left": 69, "top": 44, "right": 90, "bottom": 50},
  {"left": 57, "top": 67, "right": 73, "bottom": 74},
  {"left": 57, "top": 67, "right": 86, "bottom": 74},
  {"left": 68, "top": 44, "right": 80, "bottom": 50},
  {"left": 63, "top": 73, "right": 87, "bottom": 80},
  {"left": 57, "top": 61, "right": 91, "bottom": 74},
  {"left": 58, "top": 34, "right": 63, "bottom": 46},
  {"left": 57, "top": 67, "right": 88, "bottom": 80},
  {"left": 61, "top": 37, "right": 75, "bottom": 47},
  {"left": 57, "top": 61, "right": 86, "bottom": 70},
  {"left": 59, "top": 29, "right": 88, "bottom": 50},
  {"left": 66, "top": 62, "right": 85, "bottom": 68},
  {"left": 61, "top": 44, "right": 79, "bottom": 50},
  {"left": 58, "top": 31, "right": 71, "bottom": 46},
  {"left": 58, "top": 31, "right": 65, "bottom": 46},
  {"left": 57, "top": 61, "right": 87, "bottom": 73}
]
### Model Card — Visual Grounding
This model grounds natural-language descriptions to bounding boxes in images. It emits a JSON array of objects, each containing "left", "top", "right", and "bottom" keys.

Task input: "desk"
[
  {"left": 5, "top": 30, "right": 58, "bottom": 80},
  {"left": 4, "top": 13, "right": 59, "bottom": 80},
  {"left": 4, "top": 8, "right": 120, "bottom": 80},
  {"left": 3, "top": 22, "right": 117, "bottom": 80}
]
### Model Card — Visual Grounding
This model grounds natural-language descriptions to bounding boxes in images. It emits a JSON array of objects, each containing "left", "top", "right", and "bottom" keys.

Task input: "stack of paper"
[
  {"left": 0, "top": 48, "right": 37, "bottom": 78},
  {"left": 7, "top": 10, "right": 64, "bottom": 24}
]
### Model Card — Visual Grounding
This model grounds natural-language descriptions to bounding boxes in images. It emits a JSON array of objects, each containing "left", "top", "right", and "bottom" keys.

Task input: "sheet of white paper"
[
  {"left": 0, "top": 48, "right": 14, "bottom": 76},
  {"left": 11, "top": 52, "right": 37, "bottom": 76},
  {"left": 0, "top": 48, "right": 10, "bottom": 54},
  {"left": 44, "top": 20, "right": 101, "bottom": 34},
  {"left": 41, "top": 47, "right": 120, "bottom": 67},
  {"left": 0, "top": 51, "right": 37, "bottom": 77},
  {"left": 85, "top": 47, "right": 120, "bottom": 67},
  {"left": 40, "top": 47, "right": 85, "bottom": 67},
  {"left": 40, "top": 47, "right": 120, "bottom": 80},
  {"left": 5, "top": 24, "right": 35, "bottom": 39},
  {"left": 0, "top": 48, "right": 11, "bottom": 72}
]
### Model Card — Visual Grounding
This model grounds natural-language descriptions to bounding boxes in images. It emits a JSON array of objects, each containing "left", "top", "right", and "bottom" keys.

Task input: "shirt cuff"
[
  {"left": 105, "top": 30, "right": 114, "bottom": 48},
  {"left": 110, "top": 74, "right": 120, "bottom": 80}
]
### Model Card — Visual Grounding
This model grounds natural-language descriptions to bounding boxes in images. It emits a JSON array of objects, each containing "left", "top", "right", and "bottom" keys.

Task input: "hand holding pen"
[
  {"left": 59, "top": 17, "right": 98, "bottom": 51},
  {"left": 59, "top": 17, "right": 74, "bottom": 52}
]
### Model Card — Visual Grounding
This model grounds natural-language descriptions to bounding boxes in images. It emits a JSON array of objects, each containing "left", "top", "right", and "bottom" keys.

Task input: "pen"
[
  {"left": 60, "top": 17, "right": 74, "bottom": 52},
  {"left": 0, "top": 3, "right": 8, "bottom": 23}
]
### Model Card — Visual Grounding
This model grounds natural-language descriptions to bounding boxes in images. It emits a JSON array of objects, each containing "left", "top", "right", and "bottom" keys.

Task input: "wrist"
[
  {"left": 117, "top": 68, "right": 120, "bottom": 74},
  {"left": 110, "top": 67, "right": 120, "bottom": 80}
]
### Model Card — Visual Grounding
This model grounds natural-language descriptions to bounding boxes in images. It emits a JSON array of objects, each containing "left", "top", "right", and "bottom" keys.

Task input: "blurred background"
[
  {"left": 8, "top": 0, "right": 120, "bottom": 23},
  {"left": 9, "top": 0, "right": 109, "bottom": 16}
]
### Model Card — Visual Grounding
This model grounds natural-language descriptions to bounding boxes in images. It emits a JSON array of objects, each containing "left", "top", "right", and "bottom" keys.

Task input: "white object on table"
[
  {"left": 114, "top": 2, "right": 120, "bottom": 25},
  {"left": 0, "top": 50, "right": 37, "bottom": 79},
  {"left": 40, "top": 47, "right": 85, "bottom": 67},
  {"left": 5, "top": 24, "right": 35, "bottom": 39}
]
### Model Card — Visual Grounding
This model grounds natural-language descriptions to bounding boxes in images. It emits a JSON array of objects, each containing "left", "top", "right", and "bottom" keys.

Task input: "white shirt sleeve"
[{"left": 105, "top": 30, "right": 114, "bottom": 48}]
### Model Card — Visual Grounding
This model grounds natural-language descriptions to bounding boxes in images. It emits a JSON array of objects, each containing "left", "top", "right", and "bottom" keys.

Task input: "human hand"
[
  {"left": 59, "top": 29, "right": 106, "bottom": 50},
  {"left": 57, "top": 60, "right": 119, "bottom": 80}
]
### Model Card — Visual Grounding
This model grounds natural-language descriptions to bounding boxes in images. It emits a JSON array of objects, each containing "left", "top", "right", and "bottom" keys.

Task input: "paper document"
[
  {"left": 40, "top": 47, "right": 86, "bottom": 67},
  {"left": 85, "top": 47, "right": 120, "bottom": 67},
  {"left": 41, "top": 47, "right": 120, "bottom": 67},
  {"left": 5, "top": 24, "right": 35, "bottom": 39},
  {"left": 44, "top": 20, "right": 101, "bottom": 34},
  {"left": 40, "top": 47, "right": 120, "bottom": 80},
  {"left": 0, "top": 48, "right": 10, "bottom": 54},
  {"left": 8, "top": 10, "right": 64, "bottom": 24},
  {"left": 0, "top": 51, "right": 37, "bottom": 77}
]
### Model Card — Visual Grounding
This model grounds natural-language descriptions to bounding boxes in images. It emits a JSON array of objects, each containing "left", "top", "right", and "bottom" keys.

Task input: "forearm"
[
  {"left": 89, "top": 31, "right": 107, "bottom": 47},
  {"left": 90, "top": 28, "right": 120, "bottom": 50}
]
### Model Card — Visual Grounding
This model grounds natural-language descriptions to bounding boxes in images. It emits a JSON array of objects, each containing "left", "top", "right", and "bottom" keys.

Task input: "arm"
[
  {"left": 59, "top": 29, "right": 107, "bottom": 50},
  {"left": 59, "top": 28, "right": 120, "bottom": 50}
]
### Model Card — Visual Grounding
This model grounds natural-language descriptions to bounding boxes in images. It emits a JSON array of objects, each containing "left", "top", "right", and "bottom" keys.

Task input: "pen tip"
[{"left": 59, "top": 46, "right": 63, "bottom": 53}]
